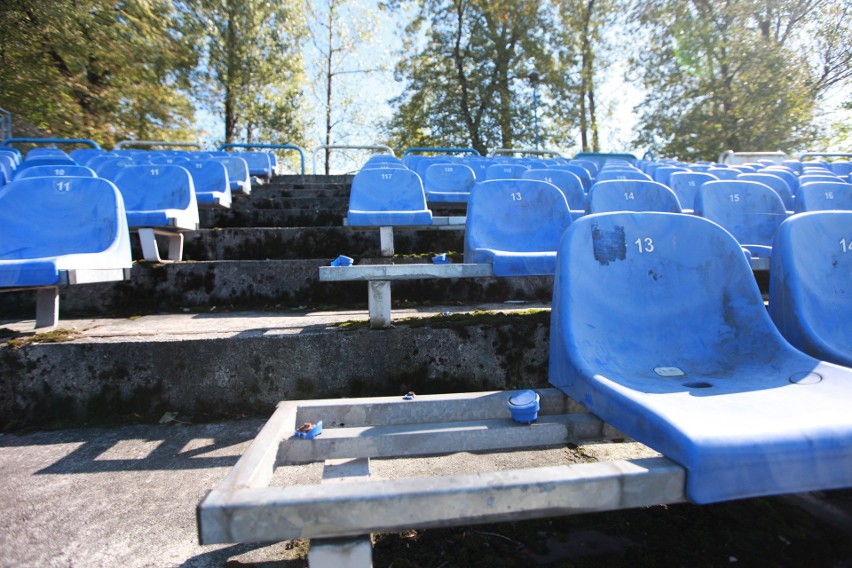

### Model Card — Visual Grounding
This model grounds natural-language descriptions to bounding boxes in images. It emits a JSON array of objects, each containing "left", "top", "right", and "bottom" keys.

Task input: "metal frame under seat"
[{"left": 197, "top": 388, "right": 687, "bottom": 567}]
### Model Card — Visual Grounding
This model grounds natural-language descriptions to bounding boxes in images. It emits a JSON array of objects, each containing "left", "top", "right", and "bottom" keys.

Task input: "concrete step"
[
  {"left": 0, "top": 260, "right": 553, "bottom": 317},
  {"left": 200, "top": 207, "right": 345, "bottom": 228},
  {"left": 183, "top": 227, "right": 464, "bottom": 261},
  {"left": 0, "top": 306, "right": 551, "bottom": 428}
]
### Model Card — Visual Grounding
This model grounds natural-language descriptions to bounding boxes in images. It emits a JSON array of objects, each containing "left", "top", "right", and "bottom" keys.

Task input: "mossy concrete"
[{"left": 0, "top": 315, "right": 550, "bottom": 428}]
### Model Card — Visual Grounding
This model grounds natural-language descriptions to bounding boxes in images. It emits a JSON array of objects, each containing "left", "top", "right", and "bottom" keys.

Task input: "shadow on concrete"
[{"left": 0, "top": 419, "right": 265, "bottom": 475}]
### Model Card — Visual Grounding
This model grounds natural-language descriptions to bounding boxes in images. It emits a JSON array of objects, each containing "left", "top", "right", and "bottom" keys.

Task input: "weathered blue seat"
[
  {"left": 24, "top": 148, "right": 71, "bottom": 161},
  {"left": 68, "top": 148, "right": 105, "bottom": 165},
  {"left": 0, "top": 177, "right": 132, "bottom": 328},
  {"left": 186, "top": 160, "right": 232, "bottom": 208},
  {"left": 694, "top": 180, "right": 787, "bottom": 259},
  {"left": 549, "top": 211, "right": 852, "bottom": 504},
  {"left": 652, "top": 165, "right": 688, "bottom": 186},
  {"left": 13, "top": 165, "right": 96, "bottom": 180},
  {"left": 759, "top": 167, "right": 799, "bottom": 192},
  {"left": 423, "top": 163, "right": 476, "bottom": 203},
  {"left": 587, "top": 180, "right": 682, "bottom": 214},
  {"left": 464, "top": 179, "right": 571, "bottom": 276},
  {"left": 829, "top": 161, "right": 852, "bottom": 179},
  {"left": 485, "top": 163, "right": 529, "bottom": 180},
  {"left": 15, "top": 157, "right": 77, "bottom": 173},
  {"left": 213, "top": 156, "right": 251, "bottom": 195},
  {"left": 737, "top": 173, "right": 794, "bottom": 210},
  {"left": 669, "top": 171, "right": 717, "bottom": 211},
  {"left": 522, "top": 169, "right": 586, "bottom": 216},
  {"left": 769, "top": 211, "right": 852, "bottom": 367},
  {"left": 550, "top": 164, "right": 593, "bottom": 191},
  {"left": 800, "top": 174, "right": 843, "bottom": 186},
  {"left": 794, "top": 181, "right": 852, "bottom": 213},
  {"left": 594, "top": 169, "right": 651, "bottom": 182},
  {"left": 112, "top": 165, "right": 199, "bottom": 262},
  {"left": 150, "top": 155, "right": 191, "bottom": 166},
  {"left": 347, "top": 168, "right": 432, "bottom": 226}
]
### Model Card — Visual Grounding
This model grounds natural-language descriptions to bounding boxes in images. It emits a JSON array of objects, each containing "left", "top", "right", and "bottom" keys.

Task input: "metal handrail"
[
  {"left": 799, "top": 152, "right": 852, "bottom": 161},
  {"left": 402, "top": 147, "right": 481, "bottom": 157},
  {"left": 114, "top": 140, "right": 202, "bottom": 150},
  {"left": 219, "top": 143, "right": 305, "bottom": 175},
  {"left": 490, "top": 148, "right": 563, "bottom": 158},
  {"left": 311, "top": 144, "right": 395, "bottom": 174},
  {"left": 0, "top": 137, "right": 101, "bottom": 149}
]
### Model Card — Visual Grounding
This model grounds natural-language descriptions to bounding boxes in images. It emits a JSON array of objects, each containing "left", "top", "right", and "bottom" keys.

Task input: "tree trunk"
[
  {"left": 224, "top": 0, "right": 239, "bottom": 143},
  {"left": 579, "top": 0, "right": 595, "bottom": 152},
  {"left": 324, "top": 1, "right": 335, "bottom": 175}
]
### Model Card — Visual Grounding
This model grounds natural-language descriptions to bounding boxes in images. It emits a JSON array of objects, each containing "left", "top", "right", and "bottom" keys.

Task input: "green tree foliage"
[
  {"left": 0, "top": 0, "right": 197, "bottom": 146},
  {"left": 384, "top": 0, "right": 552, "bottom": 155},
  {"left": 630, "top": 0, "right": 852, "bottom": 161},
  {"left": 185, "top": 0, "right": 308, "bottom": 146}
]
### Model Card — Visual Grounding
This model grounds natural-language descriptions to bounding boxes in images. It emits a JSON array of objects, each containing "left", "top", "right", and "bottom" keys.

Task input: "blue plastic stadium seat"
[
  {"left": 347, "top": 168, "right": 432, "bottom": 226},
  {"left": 24, "top": 148, "right": 71, "bottom": 161},
  {"left": 15, "top": 157, "right": 78, "bottom": 173},
  {"left": 737, "top": 173, "right": 794, "bottom": 210},
  {"left": 112, "top": 165, "right": 199, "bottom": 230},
  {"left": 829, "top": 161, "right": 852, "bottom": 178},
  {"left": 781, "top": 160, "right": 803, "bottom": 173},
  {"left": 549, "top": 211, "right": 852, "bottom": 504},
  {"left": 759, "top": 167, "right": 799, "bottom": 193},
  {"left": 799, "top": 174, "right": 842, "bottom": 186},
  {"left": 652, "top": 165, "right": 688, "bottom": 186},
  {"left": 587, "top": 180, "right": 682, "bottom": 214},
  {"left": 213, "top": 156, "right": 251, "bottom": 195},
  {"left": 424, "top": 163, "right": 476, "bottom": 203},
  {"left": 13, "top": 165, "right": 96, "bottom": 180},
  {"left": 237, "top": 152, "right": 274, "bottom": 177},
  {"left": 0, "top": 177, "right": 132, "bottom": 327},
  {"left": 570, "top": 159, "right": 599, "bottom": 177},
  {"left": 93, "top": 157, "right": 134, "bottom": 181},
  {"left": 594, "top": 169, "right": 651, "bottom": 182},
  {"left": 522, "top": 169, "right": 586, "bottom": 216},
  {"left": 705, "top": 167, "right": 740, "bottom": 181},
  {"left": 694, "top": 180, "right": 787, "bottom": 259},
  {"left": 669, "top": 171, "right": 717, "bottom": 211},
  {"left": 769, "top": 211, "right": 852, "bottom": 367},
  {"left": 794, "top": 181, "right": 852, "bottom": 213},
  {"left": 150, "top": 155, "right": 191, "bottom": 166},
  {"left": 464, "top": 179, "right": 571, "bottom": 276},
  {"left": 485, "top": 163, "right": 530, "bottom": 180},
  {"left": 69, "top": 148, "right": 106, "bottom": 165},
  {"left": 186, "top": 159, "right": 232, "bottom": 208},
  {"left": 550, "top": 164, "right": 593, "bottom": 191}
]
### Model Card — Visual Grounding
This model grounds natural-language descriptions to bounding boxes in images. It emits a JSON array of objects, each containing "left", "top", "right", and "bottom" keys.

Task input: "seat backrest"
[
  {"left": 0, "top": 177, "right": 124, "bottom": 259},
  {"left": 485, "top": 163, "right": 530, "bottom": 180},
  {"left": 13, "top": 165, "right": 97, "bottom": 180},
  {"left": 694, "top": 180, "right": 787, "bottom": 248},
  {"left": 424, "top": 163, "right": 476, "bottom": 193},
  {"left": 213, "top": 156, "right": 249, "bottom": 183},
  {"left": 549, "top": 212, "right": 792, "bottom": 389},
  {"left": 69, "top": 148, "right": 105, "bottom": 165},
  {"left": 185, "top": 160, "right": 230, "bottom": 194},
  {"left": 236, "top": 152, "right": 273, "bottom": 176},
  {"left": 652, "top": 165, "right": 688, "bottom": 186},
  {"left": 759, "top": 167, "right": 799, "bottom": 192},
  {"left": 521, "top": 169, "right": 586, "bottom": 210},
  {"left": 464, "top": 179, "right": 571, "bottom": 257},
  {"left": 24, "top": 148, "right": 70, "bottom": 161},
  {"left": 737, "top": 173, "right": 794, "bottom": 210},
  {"left": 669, "top": 171, "right": 717, "bottom": 210},
  {"left": 706, "top": 167, "right": 740, "bottom": 180},
  {"left": 769, "top": 211, "right": 852, "bottom": 367},
  {"left": 348, "top": 168, "right": 428, "bottom": 213},
  {"left": 150, "top": 155, "right": 190, "bottom": 166},
  {"left": 829, "top": 161, "right": 852, "bottom": 177},
  {"left": 93, "top": 158, "right": 134, "bottom": 181},
  {"left": 549, "top": 164, "right": 592, "bottom": 191},
  {"left": 794, "top": 181, "right": 852, "bottom": 213},
  {"left": 112, "top": 165, "right": 196, "bottom": 212},
  {"left": 15, "top": 157, "right": 78, "bottom": 172},
  {"left": 587, "top": 180, "right": 682, "bottom": 214},
  {"left": 594, "top": 169, "right": 651, "bottom": 182}
]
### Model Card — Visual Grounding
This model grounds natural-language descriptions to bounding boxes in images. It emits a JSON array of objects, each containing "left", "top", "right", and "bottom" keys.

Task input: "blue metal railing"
[
  {"left": 402, "top": 147, "right": 481, "bottom": 157},
  {"left": 219, "top": 143, "right": 305, "bottom": 175},
  {"left": 0, "top": 137, "right": 101, "bottom": 149}
]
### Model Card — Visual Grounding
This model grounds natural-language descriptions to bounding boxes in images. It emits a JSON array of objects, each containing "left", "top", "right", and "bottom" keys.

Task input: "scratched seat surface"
[
  {"left": 464, "top": 179, "right": 572, "bottom": 276},
  {"left": 0, "top": 177, "right": 132, "bottom": 287},
  {"left": 769, "top": 211, "right": 852, "bottom": 367},
  {"left": 549, "top": 211, "right": 852, "bottom": 503},
  {"left": 347, "top": 168, "right": 432, "bottom": 226}
]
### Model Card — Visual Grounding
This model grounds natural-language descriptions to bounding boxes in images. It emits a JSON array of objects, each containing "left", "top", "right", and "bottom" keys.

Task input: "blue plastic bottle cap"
[
  {"left": 508, "top": 390, "right": 538, "bottom": 407},
  {"left": 508, "top": 390, "right": 540, "bottom": 424}
]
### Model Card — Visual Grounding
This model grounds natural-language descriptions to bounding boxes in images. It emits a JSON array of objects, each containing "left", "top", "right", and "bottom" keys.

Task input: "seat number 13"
[{"left": 635, "top": 237, "right": 654, "bottom": 253}]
